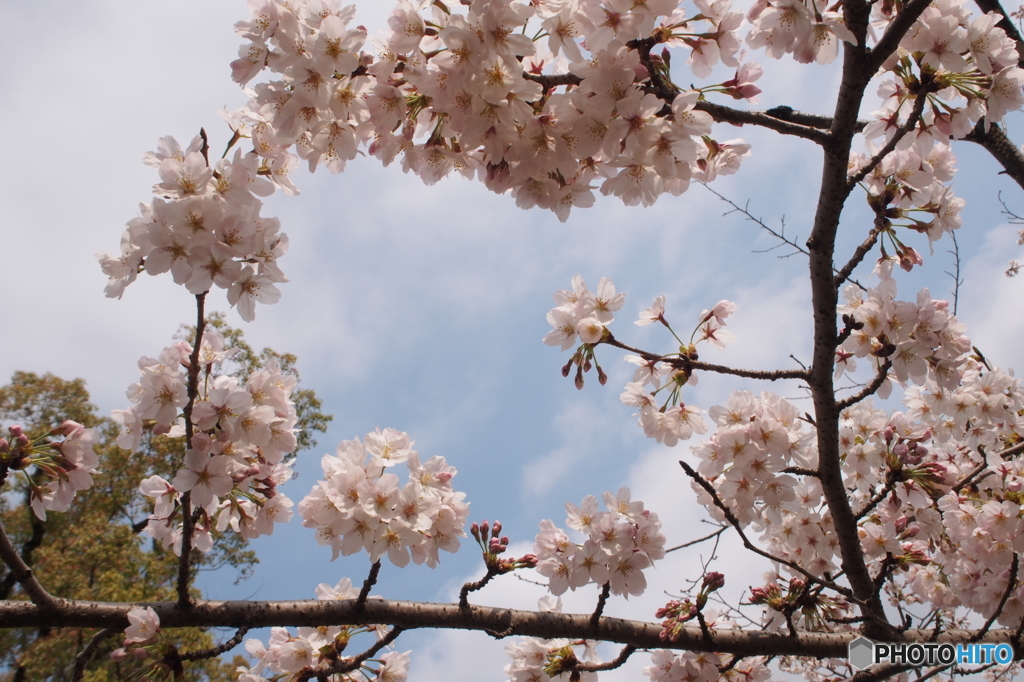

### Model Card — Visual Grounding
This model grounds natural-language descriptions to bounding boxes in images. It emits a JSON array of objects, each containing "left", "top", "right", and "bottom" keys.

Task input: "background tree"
[{"left": 0, "top": 315, "right": 331, "bottom": 681}]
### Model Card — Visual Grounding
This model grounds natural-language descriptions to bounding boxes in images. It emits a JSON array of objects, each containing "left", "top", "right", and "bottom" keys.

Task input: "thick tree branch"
[
  {"left": 3, "top": 598, "right": 1020, "bottom": 658},
  {"left": 966, "top": 120, "right": 1024, "bottom": 192}
]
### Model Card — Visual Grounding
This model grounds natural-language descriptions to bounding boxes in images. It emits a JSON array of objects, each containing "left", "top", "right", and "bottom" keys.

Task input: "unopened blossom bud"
[
  {"left": 893, "top": 443, "right": 908, "bottom": 457},
  {"left": 583, "top": 357, "right": 592, "bottom": 372},
  {"left": 575, "top": 367, "right": 585, "bottom": 390},
  {"left": 500, "top": 536, "right": 509, "bottom": 546},
  {"left": 480, "top": 520, "right": 489, "bottom": 537},
  {"left": 904, "top": 524, "right": 920, "bottom": 538},
  {"left": 470, "top": 522, "right": 480, "bottom": 540},
  {"left": 0, "top": 439, "right": 8, "bottom": 454},
  {"left": 109, "top": 648, "right": 129, "bottom": 662},
  {"left": 561, "top": 359, "right": 573, "bottom": 377},
  {"left": 50, "top": 420, "right": 83, "bottom": 437},
  {"left": 597, "top": 366, "right": 608, "bottom": 385},
  {"left": 436, "top": 472, "right": 453, "bottom": 483},
  {"left": 131, "top": 648, "right": 149, "bottom": 660},
  {"left": 8, "top": 425, "right": 23, "bottom": 438},
  {"left": 492, "top": 521, "right": 502, "bottom": 537},
  {"left": 15, "top": 435, "right": 29, "bottom": 448},
  {"left": 894, "top": 516, "right": 908, "bottom": 533},
  {"left": 883, "top": 426, "right": 895, "bottom": 443},
  {"left": 702, "top": 571, "right": 726, "bottom": 592}
]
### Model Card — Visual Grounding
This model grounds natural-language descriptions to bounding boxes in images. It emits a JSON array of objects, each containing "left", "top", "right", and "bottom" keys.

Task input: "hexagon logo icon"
[{"left": 849, "top": 637, "right": 875, "bottom": 670}]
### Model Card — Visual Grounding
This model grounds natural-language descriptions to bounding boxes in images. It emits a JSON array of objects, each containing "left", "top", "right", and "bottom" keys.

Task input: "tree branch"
[
  {"left": 577, "top": 644, "right": 636, "bottom": 672},
  {"left": 965, "top": 120, "right": 1024, "bottom": 192},
  {"left": 970, "top": 553, "right": 1018, "bottom": 642},
  {"left": 180, "top": 626, "right": 250, "bottom": 661},
  {"left": 0, "top": 520, "right": 60, "bottom": 610},
  {"left": 71, "top": 628, "right": 113, "bottom": 682},
  {"left": 678, "top": 461, "right": 855, "bottom": 600},
  {"left": 178, "top": 291, "right": 208, "bottom": 607},
  {"left": 601, "top": 335, "right": 808, "bottom": 381},
  {"left": 5, "top": 597, "right": 1020, "bottom": 658},
  {"left": 837, "top": 359, "right": 892, "bottom": 410},
  {"left": 299, "top": 626, "right": 406, "bottom": 681},
  {"left": 847, "top": 89, "right": 929, "bottom": 188}
]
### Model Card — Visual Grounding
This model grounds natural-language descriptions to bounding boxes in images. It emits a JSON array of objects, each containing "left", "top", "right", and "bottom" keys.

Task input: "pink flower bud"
[
  {"left": 8, "top": 425, "right": 23, "bottom": 438},
  {"left": 109, "top": 648, "right": 129, "bottom": 662},
  {"left": 437, "top": 472, "right": 453, "bottom": 483},
  {"left": 131, "top": 648, "right": 149, "bottom": 660},
  {"left": 491, "top": 521, "right": 502, "bottom": 537}
]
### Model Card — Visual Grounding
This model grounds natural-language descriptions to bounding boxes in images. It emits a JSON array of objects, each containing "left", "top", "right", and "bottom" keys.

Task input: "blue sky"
[{"left": 4, "top": 1, "right": 1024, "bottom": 679}]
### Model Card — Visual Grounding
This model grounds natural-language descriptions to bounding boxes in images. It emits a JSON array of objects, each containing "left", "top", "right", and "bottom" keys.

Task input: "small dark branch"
[
  {"left": 970, "top": 553, "right": 1018, "bottom": 642},
  {"left": 696, "top": 610, "right": 714, "bottom": 643},
  {"left": 782, "top": 466, "right": 820, "bottom": 477},
  {"left": 971, "top": 0, "right": 1024, "bottom": 66},
  {"left": 600, "top": 335, "right": 808, "bottom": 381},
  {"left": 590, "top": 583, "right": 611, "bottom": 632},
  {"left": 852, "top": 663, "right": 911, "bottom": 682},
  {"left": 700, "top": 183, "right": 865, "bottom": 289},
  {"left": 576, "top": 644, "right": 637, "bottom": 672},
  {"left": 71, "top": 628, "right": 113, "bottom": 682},
  {"left": 131, "top": 518, "right": 149, "bottom": 535},
  {"left": 678, "top": 461, "right": 856, "bottom": 600},
  {"left": 485, "top": 624, "right": 517, "bottom": 638},
  {"left": 869, "top": 0, "right": 940, "bottom": 71},
  {"left": 688, "top": 360, "right": 809, "bottom": 382},
  {"left": 912, "top": 664, "right": 954, "bottom": 682},
  {"left": 0, "top": 520, "right": 60, "bottom": 610},
  {"left": 460, "top": 567, "right": 497, "bottom": 611},
  {"left": 300, "top": 626, "right": 406, "bottom": 681},
  {"left": 848, "top": 91, "right": 929, "bottom": 188},
  {"left": 835, "top": 219, "right": 885, "bottom": 290},
  {"left": 998, "top": 440, "right": 1024, "bottom": 459},
  {"left": 180, "top": 626, "right": 250, "bottom": 661},
  {"left": 198, "top": 128, "right": 210, "bottom": 166},
  {"left": 835, "top": 315, "right": 863, "bottom": 347},
  {"left": 665, "top": 526, "right": 728, "bottom": 553},
  {"left": 178, "top": 291, "right": 208, "bottom": 607},
  {"left": 0, "top": 502, "right": 47, "bottom": 600},
  {"left": 855, "top": 475, "right": 898, "bottom": 521},
  {"left": 837, "top": 359, "right": 892, "bottom": 410},
  {"left": 357, "top": 561, "right": 382, "bottom": 611},
  {"left": 784, "top": 608, "right": 799, "bottom": 638},
  {"left": 764, "top": 106, "right": 866, "bottom": 131},
  {"left": 694, "top": 102, "right": 830, "bottom": 144},
  {"left": 523, "top": 72, "right": 581, "bottom": 89},
  {"left": 952, "top": 461, "right": 990, "bottom": 494},
  {"left": 966, "top": 120, "right": 1024, "bottom": 192}
]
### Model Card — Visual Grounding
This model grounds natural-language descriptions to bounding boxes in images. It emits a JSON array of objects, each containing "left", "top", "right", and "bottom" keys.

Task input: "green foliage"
[{"left": 0, "top": 317, "right": 332, "bottom": 681}]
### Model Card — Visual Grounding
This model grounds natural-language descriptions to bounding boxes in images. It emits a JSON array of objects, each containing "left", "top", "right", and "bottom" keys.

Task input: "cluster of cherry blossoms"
[
  {"left": 115, "top": 330, "right": 299, "bottom": 554},
  {"left": 298, "top": 428, "right": 469, "bottom": 567},
  {"left": 503, "top": 596, "right": 601, "bottom": 682},
  {"left": 226, "top": 0, "right": 766, "bottom": 221},
  {"left": 836, "top": 259, "right": 973, "bottom": 394},
  {"left": 1, "top": 421, "right": 100, "bottom": 521},
  {"left": 236, "top": 578, "right": 407, "bottom": 682},
  {"left": 544, "top": 275, "right": 742, "bottom": 447},
  {"left": 97, "top": 134, "right": 289, "bottom": 321},
  {"left": 534, "top": 487, "right": 666, "bottom": 598}
]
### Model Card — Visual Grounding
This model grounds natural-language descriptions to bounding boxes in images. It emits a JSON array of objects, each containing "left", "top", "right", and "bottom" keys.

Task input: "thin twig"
[
  {"left": 299, "top": 626, "right": 406, "bottom": 681},
  {"left": 847, "top": 90, "right": 929, "bottom": 188},
  {"left": 834, "top": 219, "right": 885, "bottom": 290},
  {"left": 678, "top": 461, "right": 856, "bottom": 601},
  {"left": 855, "top": 474, "right": 898, "bottom": 521},
  {"left": 576, "top": 644, "right": 637, "bottom": 672},
  {"left": 946, "top": 230, "right": 963, "bottom": 316},
  {"left": 602, "top": 335, "right": 808, "bottom": 381},
  {"left": 180, "top": 626, "right": 250, "bottom": 661},
  {"left": 71, "top": 628, "right": 113, "bottom": 682},
  {"left": 665, "top": 526, "right": 728, "bottom": 553}
]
